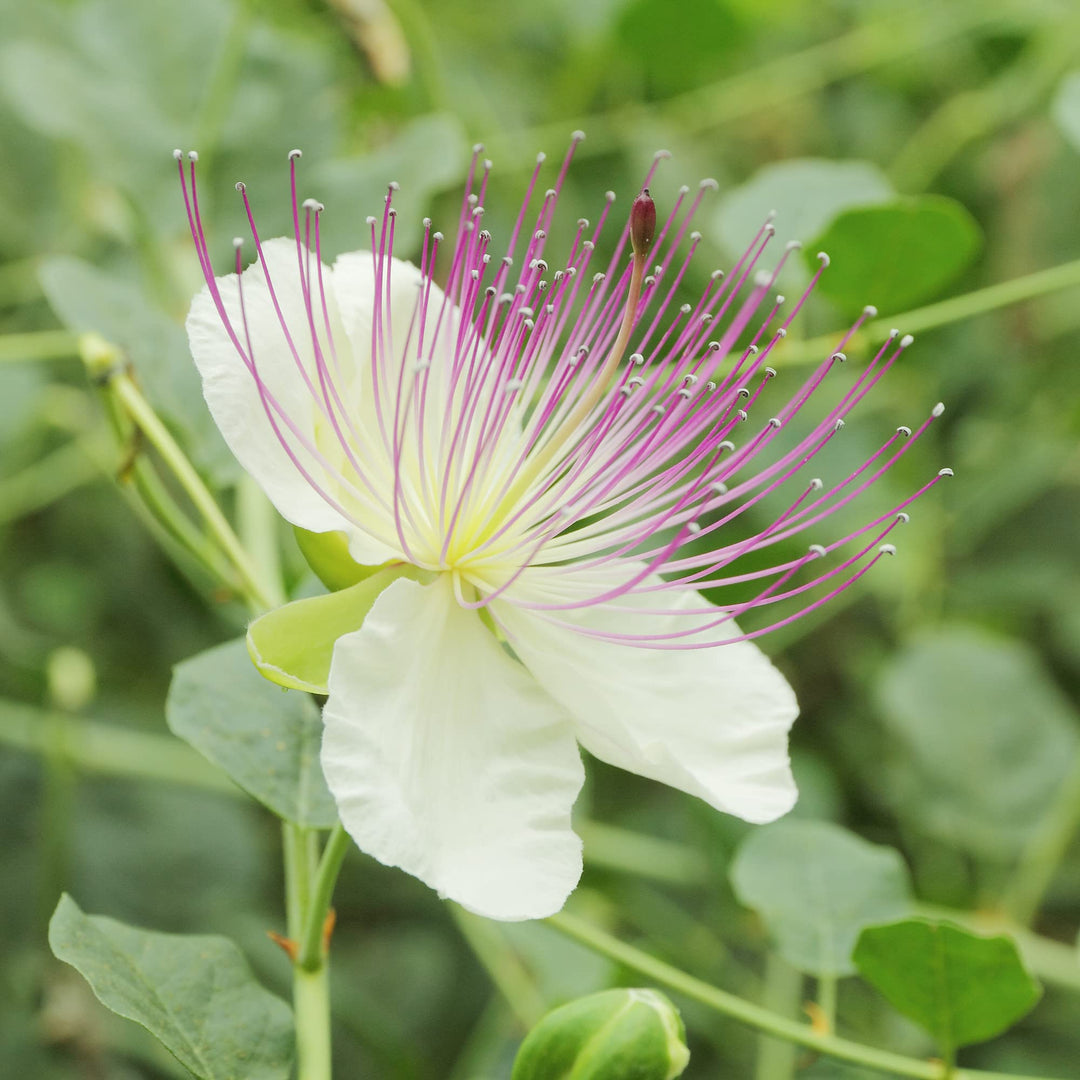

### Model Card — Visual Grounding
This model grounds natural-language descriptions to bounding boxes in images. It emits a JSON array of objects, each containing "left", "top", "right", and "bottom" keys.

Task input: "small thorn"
[{"left": 267, "top": 931, "right": 298, "bottom": 962}]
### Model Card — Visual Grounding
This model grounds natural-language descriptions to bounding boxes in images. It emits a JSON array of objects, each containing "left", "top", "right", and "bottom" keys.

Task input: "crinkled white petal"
[
  {"left": 186, "top": 237, "right": 399, "bottom": 565},
  {"left": 321, "top": 575, "right": 585, "bottom": 920},
  {"left": 493, "top": 570, "right": 799, "bottom": 824}
]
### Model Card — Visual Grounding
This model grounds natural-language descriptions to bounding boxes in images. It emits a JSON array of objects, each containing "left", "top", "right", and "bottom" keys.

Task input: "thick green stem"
[
  {"left": 545, "top": 910, "right": 1063, "bottom": 1080},
  {"left": 298, "top": 823, "right": 351, "bottom": 971}
]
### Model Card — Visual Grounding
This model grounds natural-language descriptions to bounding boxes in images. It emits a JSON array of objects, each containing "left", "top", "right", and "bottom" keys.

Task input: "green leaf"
[
  {"left": 712, "top": 158, "right": 894, "bottom": 258},
  {"left": 806, "top": 196, "right": 982, "bottom": 315},
  {"left": 166, "top": 637, "right": 336, "bottom": 827},
  {"left": 48, "top": 894, "right": 293, "bottom": 1080},
  {"left": 853, "top": 918, "right": 1042, "bottom": 1062},
  {"left": 730, "top": 821, "right": 911, "bottom": 976},
  {"left": 247, "top": 564, "right": 409, "bottom": 694},
  {"left": 876, "top": 627, "right": 1079, "bottom": 857}
]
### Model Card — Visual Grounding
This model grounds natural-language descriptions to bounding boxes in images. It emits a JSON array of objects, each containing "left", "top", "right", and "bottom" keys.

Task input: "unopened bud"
[
  {"left": 512, "top": 988, "right": 690, "bottom": 1080},
  {"left": 630, "top": 190, "right": 657, "bottom": 260}
]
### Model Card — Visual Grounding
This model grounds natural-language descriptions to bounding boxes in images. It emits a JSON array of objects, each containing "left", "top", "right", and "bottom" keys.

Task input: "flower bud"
[
  {"left": 512, "top": 988, "right": 690, "bottom": 1080},
  {"left": 630, "top": 190, "right": 656, "bottom": 260}
]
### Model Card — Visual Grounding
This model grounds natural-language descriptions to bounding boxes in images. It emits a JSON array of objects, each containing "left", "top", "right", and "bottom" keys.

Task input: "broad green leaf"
[
  {"left": 853, "top": 919, "right": 1042, "bottom": 1061},
  {"left": 806, "top": 196, "right": 982, "bottom": 315},
  {"left": 730, "top": 821, "right": 911, "bottom": 976},
  {"left": 713, "top": 159, "right": 893, "bottom": 257},
  {"left": 247, "top": 565, "right": 409, "bottom": 694},
  {"left": 876, "top": 627, "right": 1078, "bottom": 856},
  {"left": 166, "top": 637, "right": 336, "bottom": 827},
  {"left": 48, "top": 894, "right": 293, "bottom": 1080}
]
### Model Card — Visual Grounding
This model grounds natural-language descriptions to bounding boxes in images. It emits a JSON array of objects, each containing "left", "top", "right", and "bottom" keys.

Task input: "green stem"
[
  {"left": 1000, "top": 750, "right": 1080, "bottom": 927},
  {"left": 777, "top": 256, "right": 1080, "bottom": 366},
  {"left": 284, "top": 823, "right": 334, "bottom": 1080},
  {"left": 298, "top": 823, "right": 350, "bottom": 971},
  {"left": 0, "top": 435, "right": 106, "bottom": 525},
  {"left": 754, "top": 953, "right": 802, "bottom": 1080},
  {"left": 109, "top": 370, "right": 277, "bottom": 610},
  {"left": 0, "top": 330, "right": 80, "bottom": 363},
  {"left": 817, "top": 974, "right": 838, "bottom": 1033},
  {"left": 545, "top": 910, "right": 1061, "bottom": 1080}
]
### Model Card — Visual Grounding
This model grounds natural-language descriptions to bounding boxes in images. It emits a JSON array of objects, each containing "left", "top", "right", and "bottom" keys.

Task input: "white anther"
[
  {"left": 718, "top": 440, "right": 735, "bottom": 452},
  {"left": 831, "top": 351, "right": 847, "bottom": 363},
  {"left": 534, "top": 229, "right": 546, "bottom": 240},
  {"left": 938, "top": 467, "right": 954, "bottom": 478},
  {"left": 577, "top": 345, "right": 591, "bottom": 357},
  {"left": 643, "top": 276, "right": 656, "bottom": 288},
  {"left": 687, "top": 521, "right": 702, "bottom": 535},
  {"left": 701, "top": 314, "right": 713, "bottom": 324},
  {"left": 553, "top": 270, "right": 565, "bottom": 282},
  {"left": 515, "top": 283, "right": 527, "bottom": 294},
  {"left": 502, "top": 256, "right": 513, "bottom": 267},
  {"left": 897, "top": 512, "right": 910, "bottom": 524},
  {"left": 747, "top": 344, "right": 759, "bottom": 355},
  {"left": 678, "top": 184, "right": 690, "bottom": 196},
  {"left": 863, "top": 305, "right": 878, "bottom": 317},
  {"left": 235, "top": 181, "right": 246, "bottom": 192},
  {"left": 768, "top": 417, "right": 782, "bottom": 429},
  {"left": 523, "top": 318, "right": 534, "bottom": 329},
  {"left": 582, "top": 240, "right": 595, "bottom": 252},
  {"left": 628, "top": 376, "right": 645, "bottom": 387},
  {"left": 680, "top": 303, "right": 692, "bottom": 314},
  {"left": 712, "top": 481, "right": 728, "bottom": 494},
  {"left": 712, "top": 269, "right": 725, "bottom": 281},
  {"left": 433, "top": 231, "right": 444, "bottom": 242},
  {"left": 423, "top": 217, "right": 432, "bottom": 228},
  {"left": 707, "top": 341, "right": 722, "bottom": 352},
  {"left": 546, "top": 303, "right": 555, "bottom": 313},
  {"left": 809, "top": 544, "right": 827, "bottom": 558},
  {"left": 897, "top": 425, "right": 912, "bottom": 437},
  {"left": 469, "top": 269, "right": 479, "bottom": 281},
  {"left": 505, "top": 379, "right": 524, "bottom": 392},
  {"left": 817, "top": 251, "right": 830, "bottom": 266},
  {"left": 809, "top": 477, "right": 823, "bottom": 490},
  {"left": 473, "top": 142, "right": 485, "bottom": 154},
  {"left": 484, "top": 255, "right": 492, "bottom": 266},
  {"left": 232, "top": 236, "right": 244, "bottom": 249},
  {"left": 414, "top": 360, "right": 431, "bottom": 371},
  {"left": 288, "top": 149, "right": 303, "bottom": 161},
  {"left": 786, "top": 240, "right": 803, "bottom": 252},
  {"left": 571, "top": 129, "right": 586, "bottom": 141},
  {"left": 172, "top": 148, "right": 183, "bottom": 160},
  {"left": 706, "top": 381, "right": 717, "bottom": 392},
  {"left": 677, "top": 387, "right": 693, "bottom": 399},
  {"left": 467, "top": 194, "right": 478, "bottom": 207},
  {"left": 605, "top": 190, "right": 616, "bottom": 202},
  {"left": 498, "top": 293, "right": 513, "bottom": 305},
  {"left": 188, "top": 150, "right": 199, "bottom": 162},
  {"left": 479, "top": 229, "right": 491, "bottom": 242},
  {"left": 900, "top": 334, "right": 914, "bottom": 347},
  {"left": 737, "top": 409, "right": 748, "bottom": 422},
  {"left": 834, "top": 418, "right": 846, "bottom": 431},
  {"left": 519, "top": 306, "right": 534, "bottom": 318},
  {"left": 629, "top": 352, "right": 645, "bottom": 365},
  {"left": 932, "top": 402, "right": 945, "bottom": 417},
  {"left": 682, "top": 373, "right": 698, "bottom": 386},
  {"left": 879, "top": 544, "right": 897, "bottom": 556},
  {"left": 764, "top": 223, "right": 776, "bottom": 236},
  {"left": 654, "top": 149, "right": 672, "bottom": 162},
  {"left": 619, "top": 385, "right": 633, "bottom": 397},
  {"left": 776, "top": 294, "right": 786, "bottom": 305},
  {"left": 577, "top": 218, "right": 590, "bottom": 229},
  {"left": 754, "top": 269, "right": 771, "bottom": 287},
  {"left": 775, "top": 327, "right": 787, "bottom": 339},
  {"left": 485, "top": 286, "right": 497, "bottom": 298},
  {"left": 652, "top": 404, "right": 666, "bottom": 415},
  {"left": 593, "top": 272, "right": 606, "bottom": 284},
  {"left": 764, "top": 366, "right": 777, "bottom": 378},
  {"left": 736, "top": 387, "right": 750, "bottom": 399},
  {"left": 690, "top": 231, "right": 702, "bottom": 243},
  {"left": 888, "top": 327, "right": 899, "bottom": 338},
  {"left": 536, "top": 152, "right": 547, "bottom": 164},
  {"left": 366, "top": 215, "right": 377, "bottom": 225}
]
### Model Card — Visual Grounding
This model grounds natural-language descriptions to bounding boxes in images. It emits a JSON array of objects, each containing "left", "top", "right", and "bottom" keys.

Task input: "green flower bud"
[{"left": 512, "top": 988, "right": 690, "bottom": 1080}]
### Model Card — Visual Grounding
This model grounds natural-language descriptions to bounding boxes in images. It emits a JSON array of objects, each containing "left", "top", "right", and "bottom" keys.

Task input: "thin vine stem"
[
  {"left": 544, "top": 910, "right": 1063, "bottom": 1080},
  {"left": 298, "top": 822, "right": 350, "bottom": 971}
]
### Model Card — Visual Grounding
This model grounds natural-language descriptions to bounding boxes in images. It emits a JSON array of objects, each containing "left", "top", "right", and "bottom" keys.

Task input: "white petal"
[
  {"left": 494, "top": 574, "right": 798, "bottom": 824},
  {"left": 321, "top": 575, "right": 584, "bottom": 920},
  {"left": 186, "top": 237, "right": 399, "bottom": 565}
]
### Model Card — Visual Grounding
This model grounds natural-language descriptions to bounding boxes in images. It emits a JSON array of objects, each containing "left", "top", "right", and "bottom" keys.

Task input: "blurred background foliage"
[{"left": 3, "top": 0, "right": 1080, "bottom": 1076}]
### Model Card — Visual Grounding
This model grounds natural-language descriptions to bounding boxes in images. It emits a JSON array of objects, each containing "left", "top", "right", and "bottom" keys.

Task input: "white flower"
[{"left": 177, "top": 142, "right": 946, "bottom": 920}]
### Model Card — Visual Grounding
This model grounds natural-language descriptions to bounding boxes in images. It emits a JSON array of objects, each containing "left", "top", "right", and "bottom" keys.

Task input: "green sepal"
[
  {"left": 293, "top": 525, "right": 382, "bottom": 591},
  {"left": 512, "top": 988, "right": 689, "bottom": 1080},
  {"left": 248, "top": 564, "right": 411, "bottom": 695}
]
